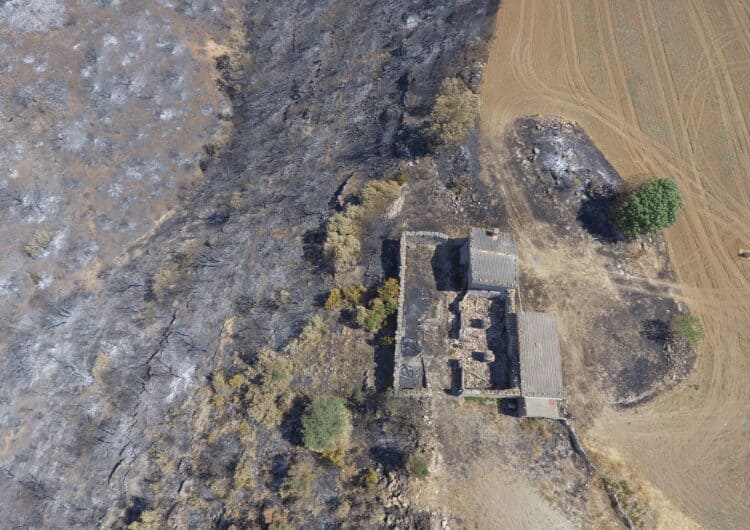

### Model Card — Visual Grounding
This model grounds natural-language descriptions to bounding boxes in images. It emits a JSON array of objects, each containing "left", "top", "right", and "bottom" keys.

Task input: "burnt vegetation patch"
[{"left": 507, "top": 116, "right": 697, "bottom": 406}]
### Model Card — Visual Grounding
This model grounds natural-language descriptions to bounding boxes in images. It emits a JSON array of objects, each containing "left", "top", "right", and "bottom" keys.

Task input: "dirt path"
[{"left": 481, "top": 1, "right": 750, "bottom": 527}]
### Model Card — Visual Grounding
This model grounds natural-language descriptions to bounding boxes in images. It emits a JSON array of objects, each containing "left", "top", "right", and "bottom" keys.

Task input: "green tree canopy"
[
  {"left": 616, "top": 178, "right": 682, "bottom": 237},
  {"left": 301, "top": 396, "right": 351, "bottom": 452}
]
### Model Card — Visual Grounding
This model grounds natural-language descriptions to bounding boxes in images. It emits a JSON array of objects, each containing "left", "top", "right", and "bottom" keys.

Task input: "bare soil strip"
[{"left": 481, "top": 1, "right": 750, "bottom": 527}]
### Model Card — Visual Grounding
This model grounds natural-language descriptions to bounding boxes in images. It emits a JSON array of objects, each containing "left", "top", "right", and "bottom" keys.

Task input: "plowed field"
[{"left": 481, "top": 1, "right": 750, "bottom": 527}]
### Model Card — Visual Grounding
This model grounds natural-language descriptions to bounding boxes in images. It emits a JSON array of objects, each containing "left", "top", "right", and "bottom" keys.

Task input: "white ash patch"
[
  {"left": 0, "top": 0, "right": 66, "bottom": 33},
  {"left": 167, "top": 364, "right": 196, "bottom": 403},
  {"left": 34, "top": 270, "right": 53, "bottom": 290}
]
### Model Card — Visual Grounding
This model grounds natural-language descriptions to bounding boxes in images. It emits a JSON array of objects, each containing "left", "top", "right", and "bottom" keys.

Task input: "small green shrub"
[
  {"left": 616, "top": 178, "right": 682, "bottom": 237},
  {"left": 356, "top": 278, "right": 399, "bottom": 332},
  {"left": 302, "top": 396, "right": 351, "bottom": 453},
  {"left": 407, "top": 454, "right": 429, "bottom": 479},
  {"left": 380, "top": 335, "right": 395, "bottom": 347},
  {"left": 426, "top": 77, "right": 480, "bottom": 146},
  {"left": 395, "top": 171, "right": 409, "bottom": 186},
  {"left": 670, "top": 314, "right": 705, "bottom": 345}
]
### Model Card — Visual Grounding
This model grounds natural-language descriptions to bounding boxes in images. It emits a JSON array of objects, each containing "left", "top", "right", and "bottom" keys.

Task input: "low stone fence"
[
  {"left": 561, "top": 418, "right": 635, "bottom": 529},
  {"left": 460, "top": 387, "right": 521, "bottom": 398}
]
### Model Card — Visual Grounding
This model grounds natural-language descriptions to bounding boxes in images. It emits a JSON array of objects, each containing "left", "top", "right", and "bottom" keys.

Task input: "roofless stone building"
[{"left": 394, "top": 227, "right": 565, "bottom": 419}]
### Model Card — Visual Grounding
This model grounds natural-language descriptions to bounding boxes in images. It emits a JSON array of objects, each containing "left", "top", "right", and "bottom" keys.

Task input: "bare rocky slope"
[{"left": 0, "top": 1, "right": 499, "bottom": 528}]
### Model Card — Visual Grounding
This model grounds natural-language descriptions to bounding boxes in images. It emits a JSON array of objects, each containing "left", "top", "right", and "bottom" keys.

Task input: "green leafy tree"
[
  {"left": 302, "top": 396, "right": 351, "bottom": 453},
  {"left": 616, "top": 178, "right": 682, "bottom": 237}
]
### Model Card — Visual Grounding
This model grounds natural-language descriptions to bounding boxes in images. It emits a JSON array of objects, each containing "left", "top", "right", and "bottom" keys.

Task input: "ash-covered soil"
[
  {"left": 0, "top": 1, "right": 499, "bottom": 528},
  {"left": 505, "top": 117, "right": 696, "bottom": 409}
]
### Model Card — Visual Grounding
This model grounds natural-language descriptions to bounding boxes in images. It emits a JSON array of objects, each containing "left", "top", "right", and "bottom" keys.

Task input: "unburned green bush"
[
  {"left": 426, "top": 77, "right": 480, "bottom": 147},
  {"left": 301, "top": 396, "right": 351, "bottom": 453},
  {"left": 356, "top": 278, "right": 399, "bottom": 332},
  {"left": 670, "top": 314, "right": 705, "bottom": 345},
  {"left": 407, "top": 454, "right": 429, "bottom": 479}
]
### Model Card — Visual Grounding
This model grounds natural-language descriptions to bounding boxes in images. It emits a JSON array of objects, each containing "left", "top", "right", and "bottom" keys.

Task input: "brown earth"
[{"left": 480, "top": 1, "right": 750, "bottom": 528}]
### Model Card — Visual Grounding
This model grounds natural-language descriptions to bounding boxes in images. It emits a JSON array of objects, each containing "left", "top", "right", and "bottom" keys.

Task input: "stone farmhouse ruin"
[{"left": 393, "top": 227, "right": 564, "bottom": 418}]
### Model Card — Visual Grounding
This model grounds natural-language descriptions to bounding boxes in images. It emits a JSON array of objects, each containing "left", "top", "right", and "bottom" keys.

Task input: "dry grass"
[
  {"left": 583, "top": 435, "right": 700, "bottom": 530},
  {"left": 281, "top": 457, "right": 316, "bottom": 501},
  {"left": 284, "top": 314, "right": 327, "bottom": 355}
]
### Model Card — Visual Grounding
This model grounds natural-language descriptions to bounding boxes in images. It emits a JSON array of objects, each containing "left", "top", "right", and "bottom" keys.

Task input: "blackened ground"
[
  {"left": 0, "top": 1, "right": 499, "bottom": 528},
  {"left": 506, "top": 116, "right": 696, "bottom": 407}
]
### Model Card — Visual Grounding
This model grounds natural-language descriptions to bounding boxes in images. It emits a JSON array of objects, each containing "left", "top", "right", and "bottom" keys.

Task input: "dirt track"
[{"left": 481, "top": 1, "right": 750, "bottom": 527}]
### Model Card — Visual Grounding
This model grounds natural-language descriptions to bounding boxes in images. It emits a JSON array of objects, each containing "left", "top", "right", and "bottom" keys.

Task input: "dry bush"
[
  {"left": 342, "top": 285, "right": 366, "bottom": 306},
  {"left": 178, "top": 239, "right": 202, "bottom": 267},
  {"left": 152, "top": 267, "right": 177, "bottom": 301},
  {"left": 358, "top": 180, "right": 401, "bottom": 221},
  {"left": 395, "top": 170, "right": 409, "bottom": 186},
  {"left": 247, "top": 349, "right": 294, "bottom": 427},
  {"left": 24, "top": 229, "right": 51, "bottom": 258},
  {"left": 359, "top": 467, "right": 380, "bottom": 490},
  {"left": 324, "top": 180, "right": 402, "bottom": 273},
  {"left": 335, "top": 500, "right": 351, "bottom": 520},
  {"left": 284, "top": 314, "right": 327, "bottom": 355},
  {"left": 324, "top": 288, "right": 344, "bottom": 311},
  {"left": 323, "top": 209, "right": 363, "bottom": 273},
  {"left": 261, "top": 505, "right": 289, "bottom": 530},
  {"left": 230, "top": 191, "right": 243, "bottom": 210},
  {"left": 281, "top": 457, "right": 316, "bottom": 501},
  {"left": 426, "top": 77, "right": 480, "bottom": 146},
  {"left": 127, "top": 510, "right": 161, "bottom": 530}
]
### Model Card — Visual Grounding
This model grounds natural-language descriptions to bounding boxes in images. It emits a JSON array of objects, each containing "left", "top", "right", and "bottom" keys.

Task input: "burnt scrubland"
[
  {"left": 504, "top": 117, "right": 697, "bottom": 408},
  {"left": 0, "top": 1, "right": 502, "bottom": 528},
  {"left": 0, "top": 2, "right": 703, "bottom": 529}
]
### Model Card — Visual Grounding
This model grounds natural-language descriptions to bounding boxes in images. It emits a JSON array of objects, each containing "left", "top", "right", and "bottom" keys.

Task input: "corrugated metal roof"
[
  {"left": 470, "top": 251, "right": 519, "bottom": 288},
  {"left": 518, "top": 312, "right": 564, "bottom": 398},
  {"left": 470, "top": 227, "right": 517, "bottom": 255},
  {"left": 468, "top": 227, "right": 519, "bottom": 289}
]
